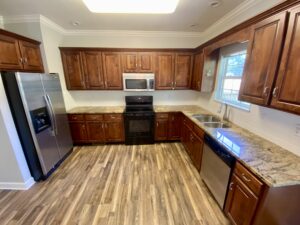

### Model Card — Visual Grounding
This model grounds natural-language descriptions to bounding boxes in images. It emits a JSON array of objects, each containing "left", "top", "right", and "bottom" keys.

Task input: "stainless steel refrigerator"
[{"left": 1, "top": 72, "right": 73, "bottom": 181}]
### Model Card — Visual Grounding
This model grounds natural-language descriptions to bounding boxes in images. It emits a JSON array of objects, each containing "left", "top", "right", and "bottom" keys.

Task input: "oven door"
[{"left": 124, "top": 113, "right": 155, "bottom": 144}]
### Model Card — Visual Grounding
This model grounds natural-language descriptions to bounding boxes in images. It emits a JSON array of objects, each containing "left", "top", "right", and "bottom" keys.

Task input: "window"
[{"left": 215, "top": 43, "right": 250, "bottom": 111}]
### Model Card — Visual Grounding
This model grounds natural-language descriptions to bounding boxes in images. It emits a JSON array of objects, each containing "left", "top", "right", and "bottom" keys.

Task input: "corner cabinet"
[
  {"left": 191, "top": 51, "right": 204, "bottom": 91},
  {"left": 0, "top": 29, "right": 44, "bottom": 72},
  {"left": 239, "top": 12, "right": 287, "bottom": 106},
  {"left": 270, "top": 6, "right": 300, "bottom": 114}
]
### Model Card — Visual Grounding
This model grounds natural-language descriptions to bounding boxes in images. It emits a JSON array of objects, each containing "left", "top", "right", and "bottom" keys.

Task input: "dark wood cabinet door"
[
  {"left": 271, "top": 6, "right": 300, "bottom": 115},
  {"left": 168, "top": 113, "right": 182, "bottom": 140},
  {"left": 19, "top": 40, "right": 44, "bottom": 72},
  {"left": 239, "top": 12, "right": 287, "bottom": 105},
  {"left": 225, "top": 174, "right": 259, "bottom": 225},
  {"left": 86, "top": 122, "right": 105, "bottom": 143},
  {"left": 156, "top": 53, "right": 175, "bottom": 90},
  {"left": 81, "top": 51, "right": 105, "bottom": 89},
  {"left": 61, "top": 50, "right": 86, "bottom": 90},
  {"left": 0, "top": 34, "right": 23, "bottom": 70},
  {"left": 191, "top": 133, "right": 203, "bottom": 171},
  {"left": 69, "top": 122, "right": 88, "bottom": 143},
  {"left": 104, "top": 121, "right": 125, "bottom": 142},
  {"left": 174, "top": 53, "right": 193, "bottom": 89},
  {"left": 102, "top": 52, "right": 123, "bottom": 90},
  {"left": 155, "top": 119, "right": 169, "bottom": 141},
  {"left": 191, "top": 51, "right": 204, "bottom": 91},
  {"left": 122, "top": 53, "right": 138, "bottom": 72},
  {"left": 138, "top": 52, "right": 154, "bottom": 72}
]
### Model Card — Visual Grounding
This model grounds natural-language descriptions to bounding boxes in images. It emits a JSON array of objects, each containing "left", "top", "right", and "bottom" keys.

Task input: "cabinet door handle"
[
  {"left": 229, "top": 182, "right": 234, "bottom": 190},
  {"left": 19, "top": 58, "right": 23, "bottom": 64},
  {"left": 23, "top": 57, "right": 28, "bottom": 64},
  {"left": 272, "top": 87, "right": 279, "bottom": 98},
  {"left": 263, "top": 86, "right": 269, "bottom": 97},
  {"left": 241, "top": 173, "right": 251, "bottom": 182},
  {"left": 174, "top": 81, "right": 177, "bottom": 86}
]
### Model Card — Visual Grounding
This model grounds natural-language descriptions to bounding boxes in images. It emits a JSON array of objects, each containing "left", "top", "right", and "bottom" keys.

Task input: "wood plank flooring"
[{"left": 0, "top": 143, "right": 230, "bottom": 225}]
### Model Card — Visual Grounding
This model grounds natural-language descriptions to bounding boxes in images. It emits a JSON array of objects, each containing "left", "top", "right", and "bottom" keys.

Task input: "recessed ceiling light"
[
  {"left": 71, "top": 21, "right": 80, "bottom": 26},
  {"left": 82, "top": 0, "right": 180, "bottom": 14},
  {"left": 210, "top": 0, "right": 221, "bottom": 8}
]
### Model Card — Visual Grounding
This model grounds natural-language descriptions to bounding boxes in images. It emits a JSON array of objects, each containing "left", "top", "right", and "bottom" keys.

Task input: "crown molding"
[{"left": 202, "top": 0, "right": 283, "bottom": 41}]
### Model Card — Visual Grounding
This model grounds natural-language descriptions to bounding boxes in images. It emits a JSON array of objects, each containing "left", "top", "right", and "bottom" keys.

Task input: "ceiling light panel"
[{"left": 83, "top": 0, "right": 180, "bottom": 14}]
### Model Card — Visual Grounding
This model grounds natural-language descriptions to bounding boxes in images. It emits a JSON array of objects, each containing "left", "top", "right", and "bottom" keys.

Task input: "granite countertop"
[
  {"left": 68, "top": 105, "right": 300, "bottom": 187},
  {"left": 67, "top": 106, "right": 125, "bottom": 114}
]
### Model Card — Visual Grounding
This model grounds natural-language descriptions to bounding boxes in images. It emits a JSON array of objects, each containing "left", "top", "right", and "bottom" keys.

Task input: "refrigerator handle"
[
  {"left": 43, "top": 95, "right": 56, "bottom": 136},
  {"left": 46, "top": 94, "right": 58, "bottom": 136}
]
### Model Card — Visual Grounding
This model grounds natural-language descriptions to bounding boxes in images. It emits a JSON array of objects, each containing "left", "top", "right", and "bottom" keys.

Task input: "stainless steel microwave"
[{"left": 123, "top": 73, "right": 155, "bottom": 91}]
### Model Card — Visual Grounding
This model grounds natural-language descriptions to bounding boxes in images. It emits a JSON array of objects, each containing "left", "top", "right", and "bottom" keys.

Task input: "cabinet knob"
[
  {"left": 272, "top": 87, "right": 279, "bottom": 98},
  {"left": 23, "top": 58, "right": 28, "bottom": 64},
  {"left": 229, "top": 182, "right": 234, "bottom": 190},
  {"left": 263, "top": 86, "right": 270, "bottom": 97},
  {"left": 19, "top": 58, "right": 23, "bottom": 63}
]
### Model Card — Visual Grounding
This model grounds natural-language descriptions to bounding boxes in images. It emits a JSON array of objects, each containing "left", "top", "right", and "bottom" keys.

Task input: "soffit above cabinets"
[{"left": 0, "top": 0, "right": 248, "bottom": 32}]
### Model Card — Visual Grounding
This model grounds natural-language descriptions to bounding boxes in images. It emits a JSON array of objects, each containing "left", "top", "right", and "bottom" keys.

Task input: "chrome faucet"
[{"left": 218, "top": 103, "right": 230, "bottom": 122}]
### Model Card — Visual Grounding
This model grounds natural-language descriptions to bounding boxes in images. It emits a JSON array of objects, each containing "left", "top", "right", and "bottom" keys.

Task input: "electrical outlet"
[{"left": 296, "top": 124, "right": 300, "bottom": 137}]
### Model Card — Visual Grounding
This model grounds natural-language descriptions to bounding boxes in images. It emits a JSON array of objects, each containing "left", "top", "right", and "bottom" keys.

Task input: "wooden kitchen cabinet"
[
  {"left": 102, "top": 52, "right": 123, "bottom": 90},
  {"left": 174, "top": 53, "right": 193, "bottom": 89},
  {"left": 239, "top": 12, "right": 287, "bottom": 106},
  {"left": 155, "top": 52, "right": 175, "bottom": 90},
  {"left": 81, "top": 51, "right": 105, "bottom": 89},
  {"left": 122, "top": 52, "right": 154, "bottom": 73},
  {"left": 168, "top": 112, "right": 182, "bottom": 140},
  {"left": 155, "top": 113, "right": 169, "bottom": 141},
  {"left": 0, "top": 29, "right": 44, "bottom": 72},
  {"left": 270, "top": 6, "right": 300, "bottom": 114},
  {"left": 225, "top": 162, "right": 264, "bottom": 225},
  {"left": 69, "top": 122, "right": 88, "bottom": 144},
  {"left": 103, "top": 114, "right": 125, "bottom": 142},
  {"left": 61, "top": 50, "right": 86, "bottom": 90},
  {"left": 191, "top": 51, "right": 204, "bottom": 91},
  {"left": 19, "top": 40, "right": 44, "bottom": 72}
]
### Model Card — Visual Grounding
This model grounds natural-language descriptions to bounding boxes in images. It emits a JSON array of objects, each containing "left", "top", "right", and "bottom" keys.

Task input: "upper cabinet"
[
  {"left": 191, "top": 51, "right": 204, "bottom": 91},
  {"left": 270, "top": 6, "right": 300, "bottom": 114},
  {"left": 155, "top": 52, "right": 193, "bottom": 90},
  {"left": 122, "top": 52, "right": 154, "bottom": 73},
  {"left": 60, "top": 49, "right": 123, "bottom": 90},
  {"left": 174, "top": 53, "right": 193, "bottom": 89},
  {"left": 102, "top": 52, "right": 123, "bottom": 90},
  {"left": 0, "top": 30, "right": 44, "bottom": 72},
  {"left": 239, "top": 12, "right": 287, "bottom": 105},
  {"left": 61, "top": 50, "right": 86, "bottom": 90},
  {"left": 81, "top": 51, "right": 105, "bottom": 89}
]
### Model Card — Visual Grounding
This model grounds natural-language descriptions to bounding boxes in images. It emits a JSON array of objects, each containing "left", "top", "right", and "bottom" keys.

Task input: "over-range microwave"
[{"left": 123, "top": 73, "right": 155, "bottom": 91}]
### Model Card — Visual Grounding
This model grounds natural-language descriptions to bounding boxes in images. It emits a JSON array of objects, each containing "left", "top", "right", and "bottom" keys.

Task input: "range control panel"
[{"left": 30, "top": 107, "right": 51, "bottom": 134}]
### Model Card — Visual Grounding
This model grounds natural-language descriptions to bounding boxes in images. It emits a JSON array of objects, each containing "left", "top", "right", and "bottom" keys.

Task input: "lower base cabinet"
[
  {"left": 181, "top": 115, "right": 204, "bottom": 171},
  {"left": 155, "top": 112, "right": 182, "bottom": 141},
  {"left": 68, "top": 113, "right": 124, "bottom": 144},
  {"left": 225, "top": 162, "right": 264, "bottom": 225}
]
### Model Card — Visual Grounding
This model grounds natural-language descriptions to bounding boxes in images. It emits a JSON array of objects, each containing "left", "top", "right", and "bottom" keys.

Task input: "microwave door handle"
[
  {"left": 43, "top": 95, "right": 55, "bottom": 135},
  {"left": 46, "top": 94, "right": 58, "bottom": 135}
]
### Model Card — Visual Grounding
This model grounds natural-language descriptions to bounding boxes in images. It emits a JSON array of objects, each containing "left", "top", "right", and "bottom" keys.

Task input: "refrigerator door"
[
  {"left": 16, "top": 73, "right": 61, "bottom": 174},
  {"left": 41, "top": 73, "right": 73, "bottom": 158}
]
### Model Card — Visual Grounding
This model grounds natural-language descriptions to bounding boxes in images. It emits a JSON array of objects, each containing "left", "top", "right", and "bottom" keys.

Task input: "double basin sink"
[{"left": 192, "top": 114, "right": 231, "bottom": 128}]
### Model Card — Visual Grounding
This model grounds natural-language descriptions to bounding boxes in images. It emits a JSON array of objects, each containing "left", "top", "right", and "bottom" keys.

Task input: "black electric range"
[{"left": 124, "top": 96, "right": 155, "bottom": 145}]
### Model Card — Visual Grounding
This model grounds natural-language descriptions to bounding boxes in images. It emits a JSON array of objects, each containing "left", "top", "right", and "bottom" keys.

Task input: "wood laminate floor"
[{"left": 0, "top": 143, "right": 230, "bottom": 225}]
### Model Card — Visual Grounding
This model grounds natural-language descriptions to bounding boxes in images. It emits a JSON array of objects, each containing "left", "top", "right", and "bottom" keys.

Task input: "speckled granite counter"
[
  {"left": 68, "top": 105, "right": 300, "bottom": 187},
  {"left": 67, "top": 106, "right": 125, "bottom": 114}
]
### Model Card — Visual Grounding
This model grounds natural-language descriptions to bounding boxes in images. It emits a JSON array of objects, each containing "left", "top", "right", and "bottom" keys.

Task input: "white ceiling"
[{"left": 0, "top": 0, "right": 247, "bottom": 32}]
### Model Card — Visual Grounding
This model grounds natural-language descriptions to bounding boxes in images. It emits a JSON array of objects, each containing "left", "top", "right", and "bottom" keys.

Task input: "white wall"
[
  {"left": 0, "top": 78, "right": 34, "bottom": 189},
  {"left": 0, "top": 16, "right": 3, "bottom": 29}
]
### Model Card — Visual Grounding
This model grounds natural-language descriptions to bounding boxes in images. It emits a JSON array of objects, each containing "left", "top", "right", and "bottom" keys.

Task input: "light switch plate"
[{"left": 296, "top": 124, "right": 300, "bottom": 137}]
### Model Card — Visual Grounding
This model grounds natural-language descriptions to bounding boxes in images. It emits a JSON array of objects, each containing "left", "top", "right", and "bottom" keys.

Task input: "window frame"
[{"left": 214, "top": 43, "right": 251, "bottom": 111}]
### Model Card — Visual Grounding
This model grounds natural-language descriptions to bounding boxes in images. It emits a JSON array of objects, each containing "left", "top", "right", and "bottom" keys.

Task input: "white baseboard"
[{"left": 0, "top": 177, "right": 35, "bottom": 190}]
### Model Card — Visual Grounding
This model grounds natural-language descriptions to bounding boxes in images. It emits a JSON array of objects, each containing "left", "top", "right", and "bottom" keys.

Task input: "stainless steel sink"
[
  {"left": 193, "top": 114, "right": 221, "bottom": 123},
  {"left": 203, "top": 122, "right": 231, "bottom": 128}
]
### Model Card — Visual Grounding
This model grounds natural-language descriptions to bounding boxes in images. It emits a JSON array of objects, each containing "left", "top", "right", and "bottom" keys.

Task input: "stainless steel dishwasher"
[{"left": 200, "top": 134, "right": 236, "bottom": 209}]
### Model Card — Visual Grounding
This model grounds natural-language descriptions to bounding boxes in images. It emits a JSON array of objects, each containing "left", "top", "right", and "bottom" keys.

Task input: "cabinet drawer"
[
  {"left": 234, "top": 162, "right": 264, "bottom": 196},
  {"left": 156, "top": 113, "right": 169, "bottom": 119},
  {"left": 85, "top": 114, "right": 103, "bottom": 121},
  {"left": 193, "top": 125, "right": 205, "bottom": 139},
  {"left": 68, "top": 114, "right": 85, "bottom": 121},
  {"left": 104, "top": 114, "right": 123, "bottom": 121}
]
